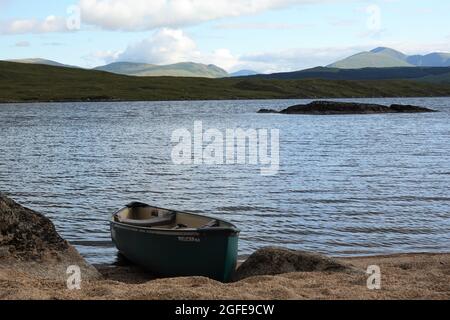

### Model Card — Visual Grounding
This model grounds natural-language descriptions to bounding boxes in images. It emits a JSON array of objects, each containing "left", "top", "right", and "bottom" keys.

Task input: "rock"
[
  {"left": 389, "top": 104, "right": 437, "bottom": 113},
  {"left": 232, "top": 247, "right": 359, "bottom": 282},
  {"left": 0, "top": 195, "right": 68, "bottom": 258},
  {"left": 258, "top": 101, "right": 437, "bottom": 115},
  {"left": 257, "top": 108, "right": 279, "bottom": 114},
  {"left": 0, "top": 194, "right": 101, "bottom": 280},
  {"left": 0, "top": 246, "right": 10, "bottom": 258}
]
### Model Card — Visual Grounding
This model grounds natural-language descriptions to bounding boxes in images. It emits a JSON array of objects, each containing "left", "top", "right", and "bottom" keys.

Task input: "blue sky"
[{"left": 1, "top": 0, "right": 449, "bottom": 72}]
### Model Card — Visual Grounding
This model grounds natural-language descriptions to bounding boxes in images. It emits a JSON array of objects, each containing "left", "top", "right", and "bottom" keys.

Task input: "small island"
[{"left": 258, "top": 101, "right": 438, "bottom": 115}]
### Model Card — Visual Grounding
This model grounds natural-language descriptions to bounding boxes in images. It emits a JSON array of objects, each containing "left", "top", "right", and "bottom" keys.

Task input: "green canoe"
[{"left": 110, "top": 202, "right": 240, "bottom": 282}]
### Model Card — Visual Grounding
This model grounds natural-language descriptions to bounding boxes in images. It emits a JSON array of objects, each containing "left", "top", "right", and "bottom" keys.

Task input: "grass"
[
  {"left": 254, "top": 66, "right": 450, "bottom": 81},
  {"left": 1, "top": 61, "right": 450, "bottom": 103}
]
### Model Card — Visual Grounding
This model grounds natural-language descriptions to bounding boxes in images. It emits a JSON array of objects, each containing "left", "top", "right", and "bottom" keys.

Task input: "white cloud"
[
  {"left": 0, "top": 16, "right": 68, "bottom": 34},
  {"left": 0, "top": 0, "right": 349, "bottom": 34},
  {"left": 118, "top": 28, "right": 198, "bottom": 64},
  {"left": 83, "top": 49, "right": 121, "bottom": 67},
  {"left": 78, "top": 0, "right": 343, "bottom": 31},
  {"left": 204, "top": 48, "right": 240, "bottom": 71},
  {"left": 114, "top": 28, "right": 241, "bottom": 70}
]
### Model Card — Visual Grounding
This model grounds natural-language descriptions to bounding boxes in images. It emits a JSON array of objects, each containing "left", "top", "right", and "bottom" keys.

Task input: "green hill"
[
  {"left": 93, "top": 62, "right": 155, "bottom": 75},
  {"left": 418, "top": 71, "right": 450, "bottom": 83},
  {"left": 1, "top": 61, "right": 450, "bottom": 103},
  {"left": 328, "top": 52, "right": 413, "bottom": 69},
  {"left": 329, "top": 47, "right": 450, "bottom": 69},
  {"left": 247, "top": 66, "right": 450, "bottom": 82},
  {"left": 370, "top": 47, "right": 408, "bottom": 61},
  {"left": 7, "top": 58, "right": 78, "bottom": 68},
  {"left": 94, "top": 61, "right": 229, "bottom": 78},
  {"left": 407, "top": 52, "right": 450, "bottom": 67}
]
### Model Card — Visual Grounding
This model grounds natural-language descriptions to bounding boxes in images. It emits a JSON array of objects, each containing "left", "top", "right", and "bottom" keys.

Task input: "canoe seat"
[
  {"left": 172, "top": 224, "right": 188, "bottom": 230},
  {"left": 119, "top": 214, "right": 176, "bottom": 228},
  {"left": 200, "top": 219, "right": 220, "bottom": 229}
]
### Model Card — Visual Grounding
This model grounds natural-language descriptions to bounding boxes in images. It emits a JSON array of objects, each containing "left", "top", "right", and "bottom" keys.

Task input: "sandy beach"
[
  {"left": 1, "top": 252, "right": 449, "bottom": 300},
  {"left": 1, "top": 194, "right": 449, "bottom": 300}
]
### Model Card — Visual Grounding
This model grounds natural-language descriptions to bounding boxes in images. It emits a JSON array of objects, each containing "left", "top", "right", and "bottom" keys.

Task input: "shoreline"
[
  {"left": 1, "top": 252, "right": 449, "bottom": 299},
  {"left": 1, "top": 95, "right": 450, "bottom": 105},
  {"left": 1, "top": 195, "right": 449, "bottom": 300}
]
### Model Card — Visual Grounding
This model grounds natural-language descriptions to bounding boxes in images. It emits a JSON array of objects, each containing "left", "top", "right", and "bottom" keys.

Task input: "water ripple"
[{"left": 1, "top": 97, "right": 449, "bottom": 264}]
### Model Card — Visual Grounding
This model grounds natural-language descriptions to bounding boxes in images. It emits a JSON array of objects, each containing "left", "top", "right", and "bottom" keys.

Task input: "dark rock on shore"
[
  {"left": 0, "top": 195, "right": 68, "bottom": 259},
  {"left": 389, "top": 104, "right": 436, "bottom": 113},
  {"left": 232, "top": 247, "right": 360, "bottom": 281},
  {"left": 258, "top": 100, "right": 437, "bottom": 115},
  {"left": 257, "top": 108, "right": 279, "bottom": 114},
  {"left": 0, "top": 194, "right": 100, "bottom": 280}
]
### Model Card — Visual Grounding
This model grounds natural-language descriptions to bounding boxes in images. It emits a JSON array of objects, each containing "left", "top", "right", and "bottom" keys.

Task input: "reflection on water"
[{"left": 1, "top": 97, "right": 449, "bottom": 264}]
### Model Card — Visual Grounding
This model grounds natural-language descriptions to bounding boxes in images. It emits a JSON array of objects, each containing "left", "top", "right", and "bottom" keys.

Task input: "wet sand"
[{"left": 1, "top": 253, "right": 449, "bottom": 300}]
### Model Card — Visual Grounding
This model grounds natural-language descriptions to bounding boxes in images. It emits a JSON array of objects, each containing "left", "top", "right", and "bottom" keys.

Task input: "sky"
[{"left": 1, "top": 0, "right": 450, "bottom": 73}]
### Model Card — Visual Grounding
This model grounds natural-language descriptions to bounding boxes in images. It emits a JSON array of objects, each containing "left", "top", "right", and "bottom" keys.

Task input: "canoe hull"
[{"left": 110, "top": 221, "right": 239, "bottom": 282}]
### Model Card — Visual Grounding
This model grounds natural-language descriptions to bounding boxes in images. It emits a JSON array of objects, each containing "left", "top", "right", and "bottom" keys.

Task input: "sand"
[
  {"left": 0, "top": 253, "right": 448, "bottom": 300},
  {"left": 1, "top": 194, "right": 448, "bottom": 300}
]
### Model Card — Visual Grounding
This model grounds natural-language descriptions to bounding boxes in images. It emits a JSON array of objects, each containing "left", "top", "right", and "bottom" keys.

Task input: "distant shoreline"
[
  {"left": 1, "top": 95, "right": 450, "bottom": 105},
  {"left": 2, "top": 61, "right": 450, "bottom": 103}
]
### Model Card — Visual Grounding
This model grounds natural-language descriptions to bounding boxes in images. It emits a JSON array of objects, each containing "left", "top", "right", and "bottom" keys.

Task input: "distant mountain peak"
[
  {"left": 8, "top": 58, "right": 78, "bottom": 68},
  {"left": 328, "top": 51, "right": 412, "bottom": 69},
  {"left": 230, "top": 69, "right": 259, "bottom": 77},
  {"left": 370, "top": 47, "right": 408, "bottom": 60},
  {"left": 329, "top": 47, "right": 450, "bottom": 69},
  {"left": 370, "top": 47, "right": 402, "bottom": 54},
  {"left": 94, "top": 61, "right": 229, "bottom": 78}
]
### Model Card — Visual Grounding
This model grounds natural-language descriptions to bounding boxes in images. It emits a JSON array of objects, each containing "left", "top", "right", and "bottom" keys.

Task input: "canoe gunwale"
[
  {"left": 111, "top": 220, "right": 240, "bottom": 236},
  {"left": 111, "top": 205, "right": 240, "bottom": 236}
]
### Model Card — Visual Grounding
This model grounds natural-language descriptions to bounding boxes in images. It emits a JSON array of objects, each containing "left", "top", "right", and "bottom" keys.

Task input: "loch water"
[{"left": 1, "top": 97, "right": 449, "bottom": 264}]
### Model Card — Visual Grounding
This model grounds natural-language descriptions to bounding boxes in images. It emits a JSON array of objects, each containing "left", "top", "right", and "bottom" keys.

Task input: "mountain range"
[
  {"left": 4, "top": 47, "right": 450, "bottom": 81},
  {"left": 329, "top": 47, "right": 450, "bottom": 69},
  {"left": 94, "top": 61, "right": 230, "bottom": 78},
  {"left": 248, "top": 66, "right": 450, "bottom": 82},
  {"left": 5, "top": 58, "right": 256, "bottom": 78}
]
